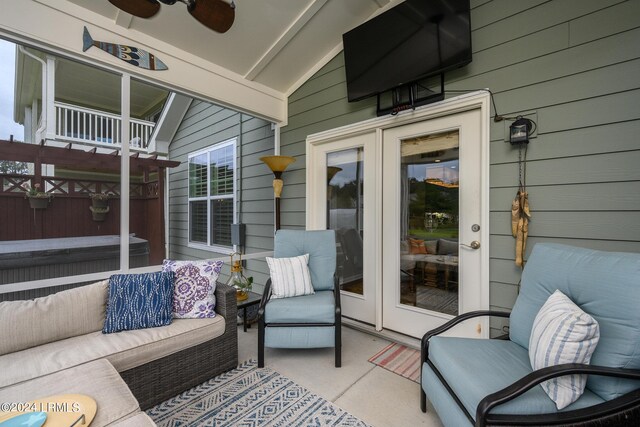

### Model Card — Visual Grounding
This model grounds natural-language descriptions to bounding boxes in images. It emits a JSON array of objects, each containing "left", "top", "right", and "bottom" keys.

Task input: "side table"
[{"left": 237, "top": 291, "right": 262, "bottom": 332}]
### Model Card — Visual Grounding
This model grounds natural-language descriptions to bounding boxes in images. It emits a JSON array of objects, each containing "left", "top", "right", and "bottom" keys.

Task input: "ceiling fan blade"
[
  {"left": 108, "top": 0, "right": 161, "bottom": 19},
  {"left": 188, "top": 0, "right": 236, "bottom": 34}
]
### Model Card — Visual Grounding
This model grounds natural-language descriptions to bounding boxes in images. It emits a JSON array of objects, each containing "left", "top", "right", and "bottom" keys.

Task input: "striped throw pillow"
[
  {"left": 529, "top": 290, "right": 600, "bottom": 410},
  {"left": 266, "top": 254, "right": 315, "bottom": 299}
]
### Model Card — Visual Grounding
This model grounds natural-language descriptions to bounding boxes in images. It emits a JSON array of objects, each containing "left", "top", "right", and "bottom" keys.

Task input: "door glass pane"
[
  {"left": 327, "top": 148, "right": 364, "bottom": 295},
  {"left": 400, "top": 131, "right": 459, "bottom": 315}
]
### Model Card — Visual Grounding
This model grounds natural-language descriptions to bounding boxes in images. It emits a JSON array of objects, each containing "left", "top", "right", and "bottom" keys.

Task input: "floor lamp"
[{"left": 260, "top": 155, "right": 296, "bottom": 231}]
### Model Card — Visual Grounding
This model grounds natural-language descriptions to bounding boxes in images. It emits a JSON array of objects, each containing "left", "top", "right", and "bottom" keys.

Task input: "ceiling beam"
[
  {"left": 114, "top": 10, "right": 134, "bottom": 29},
  {"left": 244, "top": 0, "right": 329, "bottom": 81}
]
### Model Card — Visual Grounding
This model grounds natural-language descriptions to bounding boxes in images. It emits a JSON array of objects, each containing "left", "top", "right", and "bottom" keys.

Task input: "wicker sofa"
[{"left": 0, "top": 280, "right": 238, "bottom": 426}]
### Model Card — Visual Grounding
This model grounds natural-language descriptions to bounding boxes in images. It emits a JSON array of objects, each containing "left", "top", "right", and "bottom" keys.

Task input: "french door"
[
  {"left": 307, "top": 92, "right": 490, "bottom": 339},
  {"left": 306, "top": 132, "right": 377, "bottom": 324},
  {"left": 382, "top": 109, "right": 487, "bottom": 338}
]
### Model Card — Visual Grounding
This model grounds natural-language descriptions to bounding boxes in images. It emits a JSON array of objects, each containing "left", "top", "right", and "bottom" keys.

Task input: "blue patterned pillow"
[{"left": 103, "top": 272, "right": 174, "bottom": 334}]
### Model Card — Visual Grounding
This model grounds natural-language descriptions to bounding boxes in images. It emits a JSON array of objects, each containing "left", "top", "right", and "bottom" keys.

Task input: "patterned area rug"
[
  {"left": 147, "top": 360, "right": 370, "bottom": 427},
  {"left": 368, "top": 343, "right": 421, "bottom": 383}
]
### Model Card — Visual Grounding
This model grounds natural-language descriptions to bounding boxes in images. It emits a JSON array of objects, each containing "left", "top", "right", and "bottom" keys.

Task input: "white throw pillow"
[
  {"left": 529, "top": 290, "right": 600, "bottom": 410},
  {"left": 266, "top": 254, "right": 315, "bottom": 299}
]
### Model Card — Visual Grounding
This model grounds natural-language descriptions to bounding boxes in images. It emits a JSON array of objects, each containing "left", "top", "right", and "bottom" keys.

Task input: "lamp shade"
[
  {"left": 260, "top": 155, "right": 296, "bottom": 173},
  {"left": 327, "top": 166, "right": 342, "bottom": 183}
]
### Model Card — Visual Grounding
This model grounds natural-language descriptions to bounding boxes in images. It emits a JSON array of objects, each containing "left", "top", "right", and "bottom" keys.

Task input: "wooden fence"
[{"left": 0, "top": 174, "right": 165, "bottom": 265}]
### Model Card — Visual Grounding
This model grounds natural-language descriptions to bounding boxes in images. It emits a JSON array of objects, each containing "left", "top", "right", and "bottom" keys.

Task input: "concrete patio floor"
[{"left": 237, "top": 323, "right": 444, "bottom": 427}]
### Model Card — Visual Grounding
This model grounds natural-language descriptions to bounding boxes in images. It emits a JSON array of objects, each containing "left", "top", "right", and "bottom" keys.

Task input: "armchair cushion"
[
  {"left": 264, "top": 291, "right": 335, "bottom": 324},
  {"left": 529, "top": 290, "right": 600, "bottom": 409},
  {"left": 274, "top": 230, "right": 336, "bottom": 291},
  {"left": 266, "top": 254, "right": 314, "bottom": 299},
  {"left": 426, "top": 336, "right": 605, "bottom": 419},
  {"left": 510, "top": 243, "right": 640, "bottom": 400}
]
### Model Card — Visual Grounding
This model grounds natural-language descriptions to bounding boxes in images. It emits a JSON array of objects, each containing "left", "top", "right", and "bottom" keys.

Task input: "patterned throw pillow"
[
  {"left": 103, "top": 272, "right": 174, "bottom": 334},
  {"left": 162, "top": 259, "right": 223, "bottom": 318},
  {"left": 529, "top": 290, "right": 600, "bottom": 409},
  {"left": 408, "top": 238, "right": 428, "bottom": 254},
  {"left": 266, "top": 254, "right": 314, "bottom": 299}
]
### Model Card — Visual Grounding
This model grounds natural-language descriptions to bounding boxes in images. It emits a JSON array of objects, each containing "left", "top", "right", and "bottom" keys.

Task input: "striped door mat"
[{"left": 368, "top": 342, "right": 421, "bottom": 383}]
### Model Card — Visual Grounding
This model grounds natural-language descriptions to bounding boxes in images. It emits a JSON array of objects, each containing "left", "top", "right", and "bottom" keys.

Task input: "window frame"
[{"left": 187, "top": 137, "right": 237, "bottom": 254}]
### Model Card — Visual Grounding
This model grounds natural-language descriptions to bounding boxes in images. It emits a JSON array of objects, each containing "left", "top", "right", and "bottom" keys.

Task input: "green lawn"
[{"left": 408, "top": 227, "right": 458, "bottom": 239}]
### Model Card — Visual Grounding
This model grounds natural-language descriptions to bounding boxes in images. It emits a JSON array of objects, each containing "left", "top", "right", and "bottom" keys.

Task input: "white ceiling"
[{"left": 64, "top": 0, "right": 392, "bottom": 94}]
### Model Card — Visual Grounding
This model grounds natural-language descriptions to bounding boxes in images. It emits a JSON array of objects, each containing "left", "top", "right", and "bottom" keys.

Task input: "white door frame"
[
  {"left": 306, "top": 132, "right": 378, "bottom": 324},
  {"left": 306, "top": 91, "right": 491, "bottom": 333}
]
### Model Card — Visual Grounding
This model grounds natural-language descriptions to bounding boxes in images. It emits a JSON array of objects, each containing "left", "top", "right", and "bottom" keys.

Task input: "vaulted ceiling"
[
  {"left": 2, "top": 0, "right": 396, "bottom": 123},
  {"left": 65, "top": 0, "right": 391, "bottom": 94}
]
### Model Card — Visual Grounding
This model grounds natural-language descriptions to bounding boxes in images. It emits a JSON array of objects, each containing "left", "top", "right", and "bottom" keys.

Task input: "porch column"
[{"left": 45, "top": 56, "right": 56, "bottom": 141}]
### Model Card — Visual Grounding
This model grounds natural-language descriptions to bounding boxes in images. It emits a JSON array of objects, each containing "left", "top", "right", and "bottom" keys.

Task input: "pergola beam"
[{"left": 0, "top": 140, "right": 180, "bottom": 172}]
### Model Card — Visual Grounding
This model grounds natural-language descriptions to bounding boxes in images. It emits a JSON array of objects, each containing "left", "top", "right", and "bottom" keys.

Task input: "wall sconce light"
[
  {"left": 260, "top": 155, "right": 296, "bottom": 230},
  {"left": 509, "top": 116, "right": 534, "bottom": 145}
]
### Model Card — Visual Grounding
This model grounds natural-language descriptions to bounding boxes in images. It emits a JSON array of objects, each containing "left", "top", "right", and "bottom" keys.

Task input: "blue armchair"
[
  {"left": 258, "top": 230, "right": 341, "bottom": 368},
  {"left": 421, "top": 243, "right": 640, "bottom": 426}
]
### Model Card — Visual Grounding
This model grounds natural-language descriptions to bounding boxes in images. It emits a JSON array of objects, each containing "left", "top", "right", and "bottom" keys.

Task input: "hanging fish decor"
[
  {"left": 82, "top": 26, "right": 168, "bottom": 71},
  {"left": 512, "top": 189, "right": 531, "bottom": 268}
]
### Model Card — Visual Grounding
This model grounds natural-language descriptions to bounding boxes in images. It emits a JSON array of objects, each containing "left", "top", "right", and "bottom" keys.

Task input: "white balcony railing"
[{"left": 54, "top": 102, "right": 155, "bottom": 151}]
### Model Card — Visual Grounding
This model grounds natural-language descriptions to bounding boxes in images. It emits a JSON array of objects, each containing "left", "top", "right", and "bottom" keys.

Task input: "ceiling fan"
[{"left": 108, "top": 0, "right": 236, "bottom": 33}]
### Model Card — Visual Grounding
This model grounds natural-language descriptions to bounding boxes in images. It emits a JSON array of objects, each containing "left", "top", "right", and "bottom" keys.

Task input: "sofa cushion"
[
  {"left": 0, "top": 280, "right": 108, "bottom": 356},
  {"left": 0, "top": 317, "right": 225, "bottom": 388},
  {"left": 274, "top": 230, "right": 336, "bottom": 291},
  {"left": 437, "top": 239, "right": 458, "bottom": 255},
  {"left": 510, "top": 243, "right": 640, "bottom": 400},
  {"left": 0, "top": 359, "right": 140, "bottom": 427},
  {"left": 264, "top": 291, "right": 335, "bottom": 324},
  {"left": 529, "top": 290, "right": 600, "bottom": 409},
  {"left": 424, "top": 239, "right": 438, "bottom": 255},
  {"left": 103, "top": 272, "right": 174, "bottom": 334},
  {"left": 426, "top": 337, "right": 605, "bottom": 418},
  {"left": 162, "top": 259, "right": 222, "bottom": 318}
]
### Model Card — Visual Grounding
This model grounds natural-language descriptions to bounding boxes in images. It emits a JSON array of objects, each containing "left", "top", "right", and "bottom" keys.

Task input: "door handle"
[{"left": 460, "top": 241, "right": 481, "bottom": 250}]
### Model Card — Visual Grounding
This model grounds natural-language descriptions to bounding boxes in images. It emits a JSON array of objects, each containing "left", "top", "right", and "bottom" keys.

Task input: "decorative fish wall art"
[{"left": 82, "top": 26, "right": 168, "bottom": 71}]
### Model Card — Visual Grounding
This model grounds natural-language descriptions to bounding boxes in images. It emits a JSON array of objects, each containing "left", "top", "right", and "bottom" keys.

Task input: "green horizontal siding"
[
  {"left": 280, "top": 0, "right": 640, "bottom": 326},
  {"left": 168, "top": 100, "right": 275, "bottom": 292}
]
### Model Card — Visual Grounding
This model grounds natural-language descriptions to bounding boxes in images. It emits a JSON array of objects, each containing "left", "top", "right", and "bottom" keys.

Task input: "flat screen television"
[{"left": 343, "top": 0, "right": 472, "bottom": 103}]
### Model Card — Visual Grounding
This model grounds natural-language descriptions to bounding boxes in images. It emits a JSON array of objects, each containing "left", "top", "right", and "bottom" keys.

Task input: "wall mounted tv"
[{"left": 343, "top": 0, "right": 472, "bottom": 104}]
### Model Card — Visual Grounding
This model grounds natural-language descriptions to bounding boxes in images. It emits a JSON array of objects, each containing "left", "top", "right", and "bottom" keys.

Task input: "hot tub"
[{"left": 0, "top": 235, "right": 149, "bottom": 300}]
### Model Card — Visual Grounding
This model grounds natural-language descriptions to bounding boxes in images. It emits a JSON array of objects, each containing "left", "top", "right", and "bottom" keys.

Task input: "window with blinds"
[{"left": 187, "top": 138, "right": 236, "bottom": 250}]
